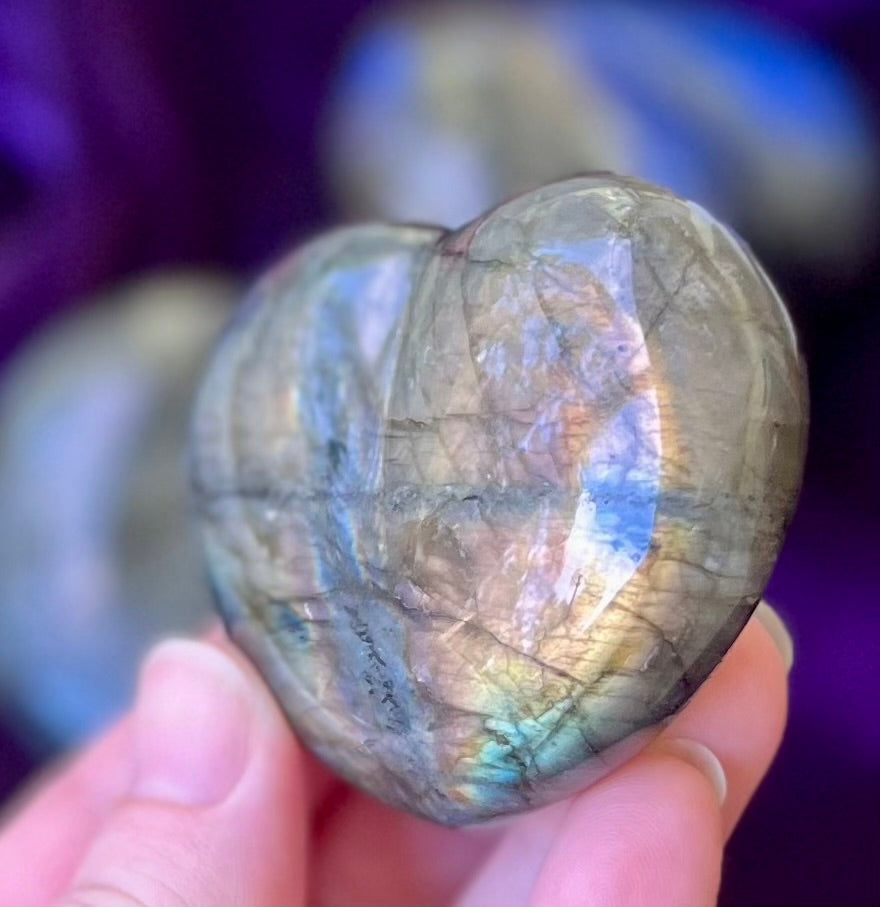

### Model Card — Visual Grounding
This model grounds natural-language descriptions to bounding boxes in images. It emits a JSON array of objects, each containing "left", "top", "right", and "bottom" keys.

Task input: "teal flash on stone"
[{"left": 191, "top": 176, "right": 807, "bottom": 825}]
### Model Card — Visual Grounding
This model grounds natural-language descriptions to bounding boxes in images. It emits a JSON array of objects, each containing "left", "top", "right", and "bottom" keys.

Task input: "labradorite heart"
[{"left": 191, "top": 176, "right": 806, "bottom": 824}]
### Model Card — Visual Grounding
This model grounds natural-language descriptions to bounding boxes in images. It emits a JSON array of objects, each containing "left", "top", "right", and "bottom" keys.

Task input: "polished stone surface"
[{"left": 192, "top": 176, "right": 807, "bottom": 824}]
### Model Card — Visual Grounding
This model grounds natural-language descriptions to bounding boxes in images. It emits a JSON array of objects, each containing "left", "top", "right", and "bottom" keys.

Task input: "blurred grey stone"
[{"left": 0, "top": 273, "right": 236, "bottom": 750}]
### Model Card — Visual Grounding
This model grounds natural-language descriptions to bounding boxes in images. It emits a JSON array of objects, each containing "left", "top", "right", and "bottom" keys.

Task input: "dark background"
[{"left": 1, "top": 1, "right": 878, "bottom": 904}]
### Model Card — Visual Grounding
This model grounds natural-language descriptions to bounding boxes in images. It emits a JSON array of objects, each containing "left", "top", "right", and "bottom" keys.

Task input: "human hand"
[{"left": 0, "top": 602, "right": 792, "bottom": 906}]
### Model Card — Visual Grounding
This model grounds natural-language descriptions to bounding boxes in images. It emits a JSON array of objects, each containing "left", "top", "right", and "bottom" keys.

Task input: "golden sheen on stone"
[{"left": 191, "top": 176, "right": 807, "bottom": 825}]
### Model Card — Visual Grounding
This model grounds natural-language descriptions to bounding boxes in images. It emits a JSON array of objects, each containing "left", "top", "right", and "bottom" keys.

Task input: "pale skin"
[{"left": 0, "top": 603, "right": 791, "bottom": 906}]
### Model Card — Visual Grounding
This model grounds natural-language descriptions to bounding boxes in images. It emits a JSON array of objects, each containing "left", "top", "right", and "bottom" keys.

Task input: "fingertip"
[
  {"left": 524, "top": 605, "right": 793, "bottom": 905},
  {"left": 656, "top": 737, "right": 727, "bottom": 805},
  {"left": 131, "top": 639, "right": 254, "bottom": 807},
  {"left": 63, "top": 638, "right": 307, "bottom": 906},
  {"left": 753, "top": 600, "right": 794, "bottom": 674},
  {"left": 530, "top": 751, "right": 723, "bottom": 906},
  {"left": 660, "top": 608, "right": 789, "bottom": 838}
]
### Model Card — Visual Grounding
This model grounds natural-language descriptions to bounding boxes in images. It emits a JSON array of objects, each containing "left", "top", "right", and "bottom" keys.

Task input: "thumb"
[{"left": 63, "top": 639, "right": 306, "bottom": 907}]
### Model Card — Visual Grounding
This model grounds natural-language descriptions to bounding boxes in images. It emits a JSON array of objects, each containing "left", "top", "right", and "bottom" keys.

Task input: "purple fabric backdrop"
[{"left": 1, "top": 1, "right": 877, "bottom": 904}]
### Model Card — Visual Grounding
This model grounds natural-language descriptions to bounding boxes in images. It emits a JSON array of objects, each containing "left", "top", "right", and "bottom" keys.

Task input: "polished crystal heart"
[{"left": 191, "top": 176, "right": 807, "bottom": 824}]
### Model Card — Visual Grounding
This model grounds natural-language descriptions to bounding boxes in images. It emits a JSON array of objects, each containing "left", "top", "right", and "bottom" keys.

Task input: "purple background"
[{"left": 1, "top": 1, "right": 878, "bottom": 904}]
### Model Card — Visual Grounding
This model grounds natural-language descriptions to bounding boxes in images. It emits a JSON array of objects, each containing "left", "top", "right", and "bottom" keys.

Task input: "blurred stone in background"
[
  {"left": 0, "top": 273, "right": 235, "bottom": 752},
  {"left": 324, "top": 4, "right": 629, "bottom": 227},
  {"left": 325, "top": 0, "right": 877, "bottom": 273}
]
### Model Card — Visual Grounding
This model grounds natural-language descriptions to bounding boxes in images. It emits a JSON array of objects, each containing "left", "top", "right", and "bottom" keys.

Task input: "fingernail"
[
  {"left": 131, "top": 639, "right": 254, "bottom": 806},
  {"left": 661, "top": 738, "right": 728, "bottom": 805},
  {"left": 754, "top": 600, "right": 794, "bottom": 673}
]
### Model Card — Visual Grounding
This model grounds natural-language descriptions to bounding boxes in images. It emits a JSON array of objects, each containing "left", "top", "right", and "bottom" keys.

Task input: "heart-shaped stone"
[{"left": 191, "top": 176, "right": 807, "bottom": 824}]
